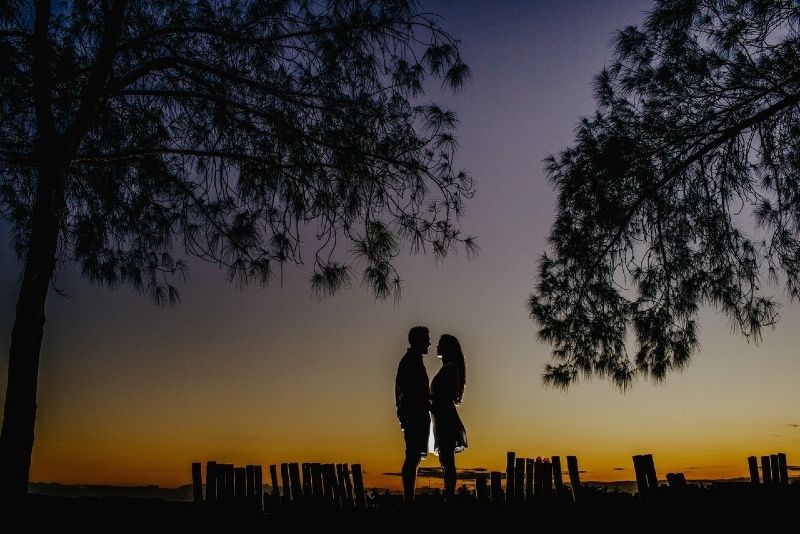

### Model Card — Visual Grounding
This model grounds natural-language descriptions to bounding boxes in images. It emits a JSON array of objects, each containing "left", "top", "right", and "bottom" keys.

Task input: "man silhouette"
[{"left": 395, "top": 325, "right": 431, "bottom": 505}]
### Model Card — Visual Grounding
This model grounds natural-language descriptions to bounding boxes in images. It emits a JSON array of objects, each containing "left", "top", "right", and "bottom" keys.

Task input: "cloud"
[
  {"left": 681, "top": 466, "right": 719, "bottom": 472},
  {"left": 788, "top": 424, "right": 800, "bottom": 429},
  {"left": 612, "top": 467, "right": 625, "bottom": 471},
  {"left": 788, "top": 465, "right": 800, "bottom": 472}
]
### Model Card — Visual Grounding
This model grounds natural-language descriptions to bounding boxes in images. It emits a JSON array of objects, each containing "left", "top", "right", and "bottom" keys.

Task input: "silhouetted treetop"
[
  {"left": 0, "top": 0, "right": 476, "bottom": 303},
  {"left": 0, "top": 0, "right": 474, "bottom": 499},
  {"left": 530, "top": 0, "right": 800, "bottom": 389}
]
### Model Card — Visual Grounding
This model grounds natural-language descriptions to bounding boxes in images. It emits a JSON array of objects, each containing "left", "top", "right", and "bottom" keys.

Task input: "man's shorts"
[{"left": 401, "top": 417, "right": 430, "bottom": 459}]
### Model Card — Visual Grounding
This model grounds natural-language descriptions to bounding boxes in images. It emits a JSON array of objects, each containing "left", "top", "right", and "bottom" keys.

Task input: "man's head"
[{"left": 408, "top": 326, "right": 430, "bottom": 355}]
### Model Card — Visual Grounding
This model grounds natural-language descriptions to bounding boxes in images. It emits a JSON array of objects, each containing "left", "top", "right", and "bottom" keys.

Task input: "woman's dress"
[{"left": 430, "top": 362, "right": 467, "bottom": 454}]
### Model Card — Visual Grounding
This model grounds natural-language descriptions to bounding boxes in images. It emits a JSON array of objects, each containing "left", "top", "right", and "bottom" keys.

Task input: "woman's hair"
[{"left": 439, "top": 334, "right": 466, "bottom": 404}]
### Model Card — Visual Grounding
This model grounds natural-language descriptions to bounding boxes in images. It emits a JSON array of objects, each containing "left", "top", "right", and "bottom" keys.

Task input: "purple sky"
[{"left": 1, "top": 1, "right": 798, "bottom": 487}]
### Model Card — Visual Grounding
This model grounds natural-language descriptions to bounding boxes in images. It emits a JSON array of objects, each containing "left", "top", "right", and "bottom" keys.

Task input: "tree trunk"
[{"left": 0, "top": 161, "right": 66, "bottom": 499}]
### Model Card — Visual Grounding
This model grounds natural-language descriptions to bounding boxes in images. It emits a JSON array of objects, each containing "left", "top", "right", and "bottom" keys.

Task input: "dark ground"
[{"left": 12, "top": 483, "right": 798, "bottom": 529}]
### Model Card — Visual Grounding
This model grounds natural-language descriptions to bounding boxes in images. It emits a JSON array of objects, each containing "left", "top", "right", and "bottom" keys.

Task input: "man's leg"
[{"left": 402, "top": 452, "right": 421, "bottom": 505}]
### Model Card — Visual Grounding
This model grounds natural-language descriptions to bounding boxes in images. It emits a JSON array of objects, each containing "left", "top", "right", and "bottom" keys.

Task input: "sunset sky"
[{"left": 1, "top": 0, "right": 798, "bottom": 491}]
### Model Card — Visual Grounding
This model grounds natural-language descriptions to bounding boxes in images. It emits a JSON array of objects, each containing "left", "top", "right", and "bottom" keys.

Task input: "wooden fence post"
[
  {"left": 280, "top": 463, "right": 291, "bottom": 503},
  {"left": 747, "top": 456, "right": 759, "bottom": 484},
  {"left": 217, "top": 464, "right": 228, "bottom": 502},
  {"left": 331, "top": 463, "right": 342, "bottom": 503},
  {"left": 761, "top": 456, "right": 772, "bottom": 484},
  {"left": 332, "top": 464, "right": 344, "bottom": 506},
  {"left": 533, "top": 458, "right": 542, "bottom": 503},
  {"left": 666, "top": 472, "right": 686, "bottom": 490},
  {"left": 206, "top": 461, "right": 217, "bottom": 503},
  {"left": 331, "top": 464, "right": 345, "bottom": 507},
  {"left": 506, "top": 451, "right": 516, "bottom": 503},
  {"left": 551, "top": 456, "right": 564, "bottom": 499},
  {"left": 319, "top": 464, "right": 330, "bottom": 501},
  {"left": 476, "top": 474, "right": 489, "bottom": 503},
  {"left": 515, "top": 457, "right": 525, "bottom": 504},
  {"left": 543, "top": 460, "right": 554, "bottom": 501},
  {"left": 235, "top": 466, "right": 247, "bottom": 499},
  {"left": 192, "top": 462, "right": 203, "bottom": 503},
  {"left": 777, "top": 453, "right": 788, "bottom": 485},
  {"left": 225, "top": 464, "right": 235, "bottom": 501},
  {"left": 311, "top": 463, "right": 323, "bottom": 500},
  {"left": 321, "top": 463, "right": 335, "bottom": 503},
  {"left": 269, "top": 464, "right": 280, "bottom": 499},
  {"left": 302, "top": 463, "right": 312, "bottom": 497},
  {"left": 566, "top": 456, "right": 581, "bottom": 502},
  {"left": 246, "top": 465, "right": 255, "bottom": 499},
  {"left": 343, "top": 464, "right": 354, "bottom": 504},
  {"left": 490, "top": 471, "right": 502, "bottom": 505},
  {"left": 351, "top": 463, "right": 367, "bottom": 510},
  {"left": 254, "top": 465, "right": 263, "bottom": 511},
  {"left": 525, "top": 458, "right": 534, "bottom": 503},
  {"left": 770, "top": 454, "right": 780, "bottom": 485},
  {"left": 336, "top": 464, "right": 346, "bottom": 498},
  {"left": 289, "top": 462, "right": 302, "bottom": 502},
  {"left": 643, "top": 454, "right": 658, "bottom": 494},
  {"left": 633, "top": 455, "right": 647, "bottom": 496}
]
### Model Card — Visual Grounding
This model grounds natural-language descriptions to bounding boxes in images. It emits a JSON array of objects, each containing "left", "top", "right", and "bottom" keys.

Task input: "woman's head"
[{"left": 436, "top": 334, "right": 466, "bottom": 404}]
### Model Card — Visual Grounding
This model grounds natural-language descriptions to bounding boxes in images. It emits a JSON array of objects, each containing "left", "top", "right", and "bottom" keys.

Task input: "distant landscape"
[{"left": 29, "top": 483, "right": 196, "bottom": 501}]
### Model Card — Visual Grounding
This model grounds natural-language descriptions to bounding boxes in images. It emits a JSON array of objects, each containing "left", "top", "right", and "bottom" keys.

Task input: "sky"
[{"left": 1, "top": 0, "right": 799, "bottom": 491}]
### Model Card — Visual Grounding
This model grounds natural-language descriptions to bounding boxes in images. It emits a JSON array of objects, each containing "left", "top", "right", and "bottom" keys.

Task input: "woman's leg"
[{"left": 439, "top": 447, "right": 456, "bottom": 500}]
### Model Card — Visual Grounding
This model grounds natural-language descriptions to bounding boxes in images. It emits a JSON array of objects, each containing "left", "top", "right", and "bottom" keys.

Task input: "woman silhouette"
[{"left": 431, "top": 334, "right": 467, "bottom": 500}]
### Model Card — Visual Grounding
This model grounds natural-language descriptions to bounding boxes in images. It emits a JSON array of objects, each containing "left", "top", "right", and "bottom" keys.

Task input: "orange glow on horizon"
[
  {"left": 3, "top": 0, "right": 799, "bottom": 499},
  {"left": 30, "top": 443, "right": 798, "bottom": 490}
]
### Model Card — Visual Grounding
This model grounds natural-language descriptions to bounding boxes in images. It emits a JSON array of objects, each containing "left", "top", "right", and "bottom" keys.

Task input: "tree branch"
[
  {"left": 594, "top": 90, "right": 800, "bottom": 270},
  {"left": 0, "top": 149, "right": 34, "bottom": 164},
  {"left": 119, "top": 19, "right": 404, "bottom": 53},
  {"left": 64, "top": 0, "right": 128, "bottom": 151},
  {"left": 73, "top": 147, "right": 277, "bottom": 164},
  {"left": 109, "top": 57, "right": 331, "bottom": 112},
  {"left": 106, "top": 57, "right": 183, "bottom": 93},
  {"left": 0, "top": 30, "right": 30, "bottom": 39},
  {"left": 109, "top": 88, "right": 431, "bottom": 178},
  {"left": 114, "top": 79, "right": 344, "bottom": 112}
]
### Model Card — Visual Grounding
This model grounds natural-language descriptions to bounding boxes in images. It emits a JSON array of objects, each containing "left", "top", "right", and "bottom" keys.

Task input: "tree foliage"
[
  {"left": 530, "top": 0, "right": 800, "bottom": 389},
  {"left": 0, "top": 0, "right": 475, "bottom": 304},
  {"left": 0, "top": 0, "right": 475, "bottom": 498}
]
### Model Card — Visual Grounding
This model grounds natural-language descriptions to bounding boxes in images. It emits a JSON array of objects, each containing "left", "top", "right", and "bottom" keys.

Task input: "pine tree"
[
  {"left": 0, "top": 0, "right": 474, "bottom": 497},
  {"left": 531, "top": 0, "right": 799, "bottom": 389}
]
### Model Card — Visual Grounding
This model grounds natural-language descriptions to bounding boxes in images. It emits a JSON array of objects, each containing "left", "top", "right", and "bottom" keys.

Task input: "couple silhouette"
[{"left": 395, "top": 326, "right": 467, "bottom": 504}]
